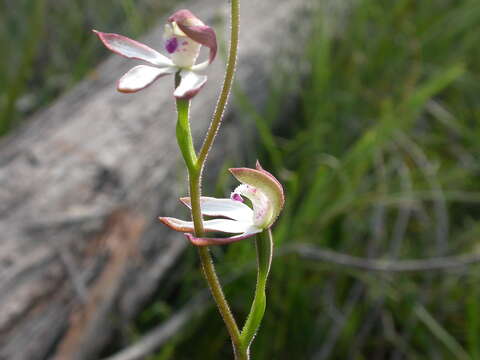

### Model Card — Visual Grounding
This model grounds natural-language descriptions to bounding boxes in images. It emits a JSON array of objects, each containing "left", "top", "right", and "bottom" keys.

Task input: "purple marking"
[
  {"left": 165, "top": 37, "right": 178, "bottom": 53},
  {"left": 231, "top": 193, "right": 244, "bottom": 202},
  {"left": 182, "top": 41, "right": 188, "bottom": 45}
]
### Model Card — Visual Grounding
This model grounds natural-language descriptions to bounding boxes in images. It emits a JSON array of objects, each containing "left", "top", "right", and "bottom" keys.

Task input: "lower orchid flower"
[
  {"left": 93, "top": 9, "right": 217, "bottom": 99},
  {"left": 159, "top": 162, "right": 285, "bottom": 246}
]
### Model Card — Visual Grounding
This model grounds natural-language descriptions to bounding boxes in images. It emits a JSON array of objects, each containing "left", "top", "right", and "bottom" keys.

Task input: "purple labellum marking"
[
  {"left": 165, "top": 37, "right": 178, "bottom": 53},
  {"left": 231, "top": 193, "right": 244, "bottom": 202}
]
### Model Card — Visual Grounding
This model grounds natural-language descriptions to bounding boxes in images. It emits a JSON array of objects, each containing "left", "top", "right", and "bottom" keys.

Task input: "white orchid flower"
[
  {"left": 93, "top": 9, "right": 217, "bottom": 99},
  {"left": 160, "top": 162, "right": 285, "bottom": 246}
]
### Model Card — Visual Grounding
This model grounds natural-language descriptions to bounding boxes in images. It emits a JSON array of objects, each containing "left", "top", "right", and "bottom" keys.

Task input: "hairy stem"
[
  {"left": 197, "top": 0, "right": 240, "bottom": 168},
  {"left": 189, "top": 171, "right": 244, "bottom": 356},
  {"left": 176, "top": 101, "right": 244, "bottom": 358},
  {"left": 176, "top": 0, "right": 245, "bottom": 357}
]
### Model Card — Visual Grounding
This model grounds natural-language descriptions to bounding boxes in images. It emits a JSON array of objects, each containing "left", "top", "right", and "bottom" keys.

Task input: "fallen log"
[{"left": 0, "top": 0, "right": 309, "bottom": 358}]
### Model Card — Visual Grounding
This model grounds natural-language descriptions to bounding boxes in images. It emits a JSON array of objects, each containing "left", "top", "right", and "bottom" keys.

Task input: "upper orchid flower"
[
  {"left": 160, "top": 162, "right": 285, "bottom": 246},
  {"left": 93, "top": 9, "right": 217, "bottom": 99}
]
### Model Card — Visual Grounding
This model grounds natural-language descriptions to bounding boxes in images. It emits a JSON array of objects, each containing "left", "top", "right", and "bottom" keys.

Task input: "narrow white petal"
[
  {"left": 159, "top": 217, "right": 252, "bottom": 235},
  {"left": 117, "top": 65, "right": 176, "bottom": 93},
  {"left": 94, "top": 31, "right": 173, "bottom": 67},
  {"left": 159, "top": 217, "right": 195, "bottom": 232},
  {"left": 181, "top": 197, "right": 253, "bottom": 222},
  {"left": 190, "top": 61, "right": 209, "bottom": 72},
  {"left": 186, "top": 226, "right": 262, "bottom": 246},
  {"left": 203, "top": 219, "right": 252, "bottom": 234},
  {"left": 173, "top": 70, "right": 207, "bottom": 99}
]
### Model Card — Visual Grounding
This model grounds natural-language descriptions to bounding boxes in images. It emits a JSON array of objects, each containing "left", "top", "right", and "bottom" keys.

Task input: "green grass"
[{"left": 3, "top": 0, "right": 480, "bottom": 358}]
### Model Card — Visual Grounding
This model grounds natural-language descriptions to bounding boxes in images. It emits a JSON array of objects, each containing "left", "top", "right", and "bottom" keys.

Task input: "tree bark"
[{"left": 0, "top": 0, "right": 308, "bottom": 359}]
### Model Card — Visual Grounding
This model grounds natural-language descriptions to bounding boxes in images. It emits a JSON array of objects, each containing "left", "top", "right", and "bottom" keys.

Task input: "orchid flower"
[
  {"left": 93, "top": 9, "right": 217, "bottom": 99},
  {"left": 160, "top": 162, "right": 285, "bottom": 246}
]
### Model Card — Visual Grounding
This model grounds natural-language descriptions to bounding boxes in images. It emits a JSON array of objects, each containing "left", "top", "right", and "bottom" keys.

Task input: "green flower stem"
[
  {"left": 197, "top": 0, "right": 240, "bottom": 169},
  {"left": 175, "top": 87, "right": 245, "bottom": 359},
  {"left": 196, "top": 246, "right": 246, "bottom": 359},
  {"left": 175, "top": 74, "right": 197, "bottom": 174},
  {"left": 175, "top": 0, "right": 245, "bottom": 357},
  {"left": 240, "top": 229, "right": 273, "bottom": 352},
  {"left": 189, "top": 172, "right": 244, "bottom": 357}
]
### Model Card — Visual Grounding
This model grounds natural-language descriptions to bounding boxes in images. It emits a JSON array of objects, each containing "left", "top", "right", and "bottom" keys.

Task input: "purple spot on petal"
[
  {"left": 165, "top": 37, "right": 178, "bottom": 53},
  {"left": 231, "top": 193, "right": 244, "bottom": 202},
  {"left": 182, "top": 41, "right": 188, "bottom": 45}
]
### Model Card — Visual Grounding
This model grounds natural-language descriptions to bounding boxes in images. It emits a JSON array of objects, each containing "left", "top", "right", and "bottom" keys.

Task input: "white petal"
[
  {"left": 94, "top": 31, "right": 173, "bottom": 67},
  {"left": 159, "top": 217, "right": 195, "bottom": 232},
  {"left": 173, "top": 70, "right": 207, "bottom": 99},
  {"left": 180, "top": 197, "right": 254, "bottom": 222},
  {"left": 186, "top": 226, "right": 262, "bottom": 246},
  {"left": 117, "top": 65, "right": 176, "bottom": 93},
  {"left": 203, "top": 219, "right": 253, "bottom": 233},
  {"left": 190, "top": 61, "right": 209, "bottom": 72},
  {"left": 160, "top": 216, "right": 252, "bottom": 234}
]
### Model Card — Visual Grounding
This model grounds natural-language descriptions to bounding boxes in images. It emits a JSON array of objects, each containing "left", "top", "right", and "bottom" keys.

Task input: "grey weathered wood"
[{"left": 0, "top": 0, "right": 309, "bottom": 359}]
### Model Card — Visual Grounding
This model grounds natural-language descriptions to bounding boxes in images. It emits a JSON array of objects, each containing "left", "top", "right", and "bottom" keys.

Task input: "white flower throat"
[
  {"left": 232, "top": 184, "right": 273, "bottom": 228},
  {"left": 164, "top": 23, "right": 201, "bottom": 68}
]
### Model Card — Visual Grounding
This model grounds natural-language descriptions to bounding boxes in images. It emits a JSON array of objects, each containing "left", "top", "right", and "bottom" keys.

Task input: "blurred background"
[{"left": 1, "top": 0, "right": 480, "bottom": 359}]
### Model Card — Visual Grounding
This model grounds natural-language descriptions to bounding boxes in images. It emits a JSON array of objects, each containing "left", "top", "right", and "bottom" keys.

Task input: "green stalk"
[
  {"left": 175, "top": 0, "right": 245, "bottom": 357},
  {"left": 175, "top": 88, "right": 245, "bottom": 359},
  {"left": 240, "top": 229, "right": 273, "bottom": 353},
  {"left": 175, "top": 73, "right": 198, "bottom": 173},
  {"left": 189, "top": 168, "right": 244, "bottom": 358},
  {"left": 197, "top": 0, "right": 240, "bottom": 169}
]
